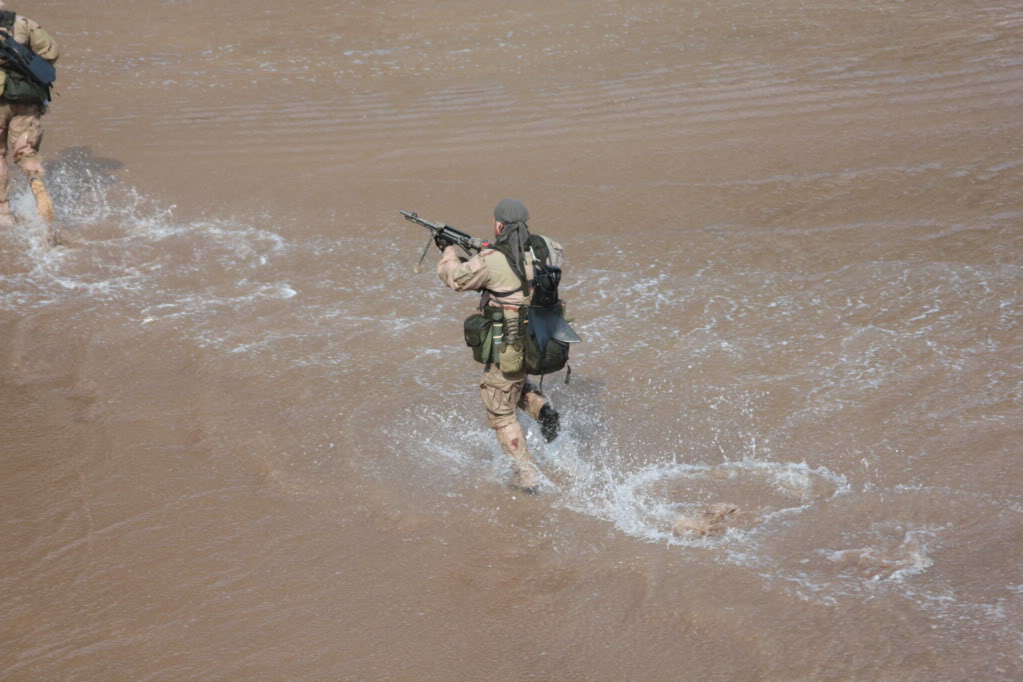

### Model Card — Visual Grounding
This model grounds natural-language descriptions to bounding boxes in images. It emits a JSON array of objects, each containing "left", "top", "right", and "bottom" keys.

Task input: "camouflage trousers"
[
  {"left": 479, "top": 363, "right": 547, "bottom": 465},
  {"left": 0, "top": 100, "right": 46, "bottom": 204}
]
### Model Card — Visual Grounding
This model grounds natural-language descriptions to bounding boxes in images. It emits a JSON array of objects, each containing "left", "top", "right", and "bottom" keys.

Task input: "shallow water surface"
[{"left": 2, "top": 1, "right": 1022, "bottom": 679}]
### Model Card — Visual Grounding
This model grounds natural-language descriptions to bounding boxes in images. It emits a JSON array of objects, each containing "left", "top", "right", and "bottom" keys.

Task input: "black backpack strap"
[
  {"left": 527, "top": 234, "right": 550, "bottom": 265},
  {"left": 478, "top": 287, "right": 521, "bottom": 311}
]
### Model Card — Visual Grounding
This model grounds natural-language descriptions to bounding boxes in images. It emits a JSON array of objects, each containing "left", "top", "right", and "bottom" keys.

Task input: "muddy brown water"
[{"left": 2, "top": 1, "right": 1022, "bottom": 679}]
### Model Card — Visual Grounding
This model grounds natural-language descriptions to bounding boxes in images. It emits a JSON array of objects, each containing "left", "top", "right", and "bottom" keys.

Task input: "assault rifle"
[
  {"left": 400, "top": 210, "right": 491, "bottom": 273},
  {"left": 0, "top": 31, "right": 56, "bottom": 98}
]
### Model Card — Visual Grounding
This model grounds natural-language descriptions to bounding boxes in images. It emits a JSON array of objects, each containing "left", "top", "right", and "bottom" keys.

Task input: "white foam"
[
  {"left": 817, "top": 525, "right": 941, "bottom": 583},
  {"left": 568, "top": 459, "right": 850, "bottom": 547}
]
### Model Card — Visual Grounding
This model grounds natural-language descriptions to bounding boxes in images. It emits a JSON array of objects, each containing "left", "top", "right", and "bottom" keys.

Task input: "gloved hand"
[{"left": 434, "top": 234, "right": 453, "bottom": 251}]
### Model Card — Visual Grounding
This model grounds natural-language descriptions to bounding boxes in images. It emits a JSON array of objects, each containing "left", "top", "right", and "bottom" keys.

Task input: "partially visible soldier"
[
  {"left": 0, "top": 2, "right": 58, "bottom": 230},
  {"left": 437, "top": 199, "right": 561, "bottom": 492}
]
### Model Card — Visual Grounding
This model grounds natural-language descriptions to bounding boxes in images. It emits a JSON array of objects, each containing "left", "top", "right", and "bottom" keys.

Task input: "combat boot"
[
  {"left": 538, "top": 403, "right": 560, "bottom": 443},
  {"left": 30, "top": 178, "right": 56, "bottom": 224},
  {"left": 511, "top": 459, "right": 541, "bottom": 493}
]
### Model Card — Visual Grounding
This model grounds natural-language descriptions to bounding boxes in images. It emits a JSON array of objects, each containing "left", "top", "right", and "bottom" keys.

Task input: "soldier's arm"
[
  {"left": 23, "top": 18, "right": 59, "bottom": 63},
  {"left": 437, "top": 246, "right": 490, "bottom": 292}
]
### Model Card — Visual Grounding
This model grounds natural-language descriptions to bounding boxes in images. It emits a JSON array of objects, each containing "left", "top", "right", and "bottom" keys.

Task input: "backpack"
[{"left": 521, "top": 235, "right": 576, "bottom": 377}]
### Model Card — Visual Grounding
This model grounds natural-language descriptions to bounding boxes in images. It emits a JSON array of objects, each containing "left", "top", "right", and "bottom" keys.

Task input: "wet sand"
[{"left": 2, "top": 1, "right": 1022, "bottom": 679}]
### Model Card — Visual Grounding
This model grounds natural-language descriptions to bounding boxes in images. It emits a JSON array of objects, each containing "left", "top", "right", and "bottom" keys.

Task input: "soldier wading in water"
[
  {"left": 436, "top": 199, "right": 567, "bottom": 492},
  {"left": 0, "top": 2, "right": 59, "bottom": 233}
]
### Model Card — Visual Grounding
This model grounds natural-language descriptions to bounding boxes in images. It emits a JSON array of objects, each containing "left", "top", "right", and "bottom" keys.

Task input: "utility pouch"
[
  {"left": 496, "top": 309, "right": 524, "bottom": 373},
  {"left": 531, "top": 263, "right": 561, "bottom": 307},
  {"left": 1, "top": 70, "right": 49, "bottom": 104},
  {"left": 463, "top": 313, "right": 493, "bottom": 365},
  {"left": 498, "top": 341, "right": 524, "bottom": 374}
]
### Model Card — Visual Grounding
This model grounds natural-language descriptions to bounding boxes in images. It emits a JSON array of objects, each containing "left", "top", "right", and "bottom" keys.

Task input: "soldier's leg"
[
  {"left": 0, "top": 103, "right": 12, "bottom": 228},
  {"left": 480, "top": 364, "right": 541, "bottom": 491},
  {"left": 518, "top": 381, "right": 546, "bottom": 419},
  {"left": 9, "top": 104, "right": 54, "bottom": 223},
  {"left": 519, "top": 380, "right": 560, "bottom": 443},
  {"left": 0, "top": 159, "right": 11, "bottom": 228}
]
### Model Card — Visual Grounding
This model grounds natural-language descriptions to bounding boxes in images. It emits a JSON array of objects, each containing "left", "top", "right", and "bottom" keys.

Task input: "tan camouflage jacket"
[
  {"left": 0, "top": 14, "right": 60, "bottom": 94},
  {"left": 437, "top": 246, "right": 536, "bottom": 318}
]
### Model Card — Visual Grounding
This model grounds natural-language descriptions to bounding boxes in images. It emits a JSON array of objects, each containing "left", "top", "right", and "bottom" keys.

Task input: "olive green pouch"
[
  {"left": 1, "top": 70, "right": 49, "bottom": 104},
  {"left": 463, "top": 313, "right": 493, "bottom": 364}
]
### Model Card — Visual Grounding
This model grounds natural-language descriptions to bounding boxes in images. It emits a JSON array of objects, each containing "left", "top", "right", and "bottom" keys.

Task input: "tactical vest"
[
  {"left": 0, "top": 11, "right": 50, "bottom": 104},
  {"left": 464, "top": 234, "right": 576, "bottom": 378}
]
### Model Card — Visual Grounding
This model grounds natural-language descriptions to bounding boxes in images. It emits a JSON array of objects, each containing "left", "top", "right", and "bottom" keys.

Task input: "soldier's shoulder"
[
  {"left": 11, "top": 15, "right": 43, "bottom": 33},
  {"left": 480, "top": 248, "right": 516, "bottom": 267},
  {"left": 479, "top": 249, "right": 518, "bottom": 279}
]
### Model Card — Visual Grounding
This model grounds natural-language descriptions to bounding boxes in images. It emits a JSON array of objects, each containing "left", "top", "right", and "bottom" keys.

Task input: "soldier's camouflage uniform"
[
  {"left": 0, "top": 9, "right": 59, "bottom": 227},
  {"left": 438, "top": 245, "right": 552, "bottom": 490}
]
